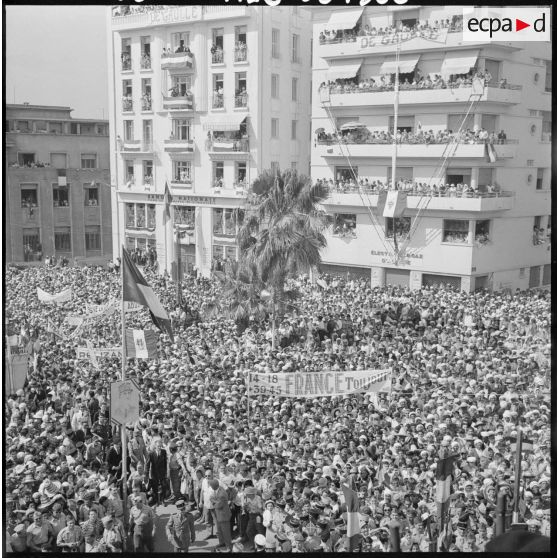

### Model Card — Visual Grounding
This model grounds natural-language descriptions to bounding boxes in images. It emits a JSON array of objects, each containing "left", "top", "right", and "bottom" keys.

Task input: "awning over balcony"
[
  {"left": 203, "top": 114, "right": 247, "bottom": 132},
  {"left": 327, "top": 58, "right": 363, "bottom": 81},
  {"left": 380, "top": 55, "right": 420, "bottom": 75},
  {"left": 441, "top": 50, "right": 480, "bottom": 77},
  {"left": 326, "top": 7, "right": 364, "bottom": 30}
]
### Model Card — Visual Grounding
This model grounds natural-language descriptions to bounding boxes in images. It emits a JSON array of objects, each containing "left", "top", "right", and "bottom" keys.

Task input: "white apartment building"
[
  {"left": 107, "top": 5, "right": 312, "bottom": 277},
  {"left": 312, "top": 6, "right": 552, "bottom": 291}
]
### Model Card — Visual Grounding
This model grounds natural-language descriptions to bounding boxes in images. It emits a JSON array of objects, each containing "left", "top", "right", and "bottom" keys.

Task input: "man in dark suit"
[
  {"left": 209, "top": 479, "right": 232, "bottom": 552},
  {"left": 106, "top": 436, "right": 124, "bottom": 482},
  {"left": 146, "top": 439, "right": 168, "bottom": 505}
]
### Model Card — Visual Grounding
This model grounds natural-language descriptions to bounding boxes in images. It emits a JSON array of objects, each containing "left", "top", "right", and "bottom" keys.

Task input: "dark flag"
[{"left": 122, "top": 248, "right": 173, "bottom": 341}]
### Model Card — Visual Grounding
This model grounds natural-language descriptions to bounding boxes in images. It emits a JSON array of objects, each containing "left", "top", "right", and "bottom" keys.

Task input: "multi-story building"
[
  {"left": 107, "top": 5, "right": 312, "bottom": 277},
  {"left": 311, "top": 6, "right": 552, "bottom": 291},
  {"left": 5, "top": 104, "right": 112, "bottom": 264}
]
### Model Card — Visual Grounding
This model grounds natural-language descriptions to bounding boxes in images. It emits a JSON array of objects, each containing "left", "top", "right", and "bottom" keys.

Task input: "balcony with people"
[
  {"left": 141, "top": 93, "right": 152, "bottom": 112},
  {"left": 121, "top": 51, "right": 132, "bottom": 72},
  {"left": 234, "top": 41, "right": 248, "bottom": 63},
  {"left": 164, "top": 131, "right": 194, "bottom": 153},
  {"left": 140, "top": 53, "right": 151, "bottom": 70},
  {"left": 234, "top": 89, "right": 248, "bottom": 109},
  {"left": 315, "top": 125, "right": 515, "bottom": 159},
  {"left": 161, "top": 43, "right": 195, "bottom": 71},
  {"left": 315, "top": 176, "right": 514, "bottom": 212},
  {"left": 162, "top": 86, "right": 194, "bottom": 111},
  {"left": 211, "top": 44, "right": 224, "bottom": 64},
  {"left": 320, "top": 68, "right": 522, "bottom": 107},
  {"left": 122, "top": 96, "right": 133, "bottom": 113},
  {"left": 207, "top": 130, "right": 249, "bottom": 160}
]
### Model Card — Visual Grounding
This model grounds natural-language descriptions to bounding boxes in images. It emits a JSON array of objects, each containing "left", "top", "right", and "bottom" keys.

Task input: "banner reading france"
[{"left": 248, "top": 369, "right": 392, "bottom": 398}]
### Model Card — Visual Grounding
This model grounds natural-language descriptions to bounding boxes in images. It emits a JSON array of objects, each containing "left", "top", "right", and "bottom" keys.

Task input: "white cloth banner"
[
  {"left": 132, "top": 330, "right": 149, "bottom": 359},
  {"left": 248, "top": 369, "right": 392, "bottom": 398},
  {"left": 85, "top": 299, "right": 117, "bottom": 318},
  {"left": 76, "top": 346, "right": 122, "bottom": 360},
  {"left": 125, "top": 301, "right": 143, "bottom": 313},
  {"left": 37, "top": 287, "right": 72, "bottom": 304}
]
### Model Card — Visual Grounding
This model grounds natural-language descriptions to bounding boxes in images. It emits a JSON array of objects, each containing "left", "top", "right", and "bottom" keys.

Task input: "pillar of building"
[
  {"left": 461, "top": 275, "right": 473, "bottom": 292},
  {"left": 410, "top": 270, "right": 422, "bottom": 290},
  {"left": 370, "top": 266, "right": 385, "bottom": 288},
  {"left": 470, "top": 167, "right": 479, "bottom": 191}
]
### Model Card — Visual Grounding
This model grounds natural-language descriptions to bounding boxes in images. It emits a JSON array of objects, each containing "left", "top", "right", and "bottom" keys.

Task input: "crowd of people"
[
  {"left": 319, "top": 70, "right": 515, "bottom": 95},
  {"left": 5, "top": 259, "right": 551, "bottom": 552},
  {"left": 317, "top": 127, "right": 508, "bottom": 146},
  {"left": 315, "top": 177, "right": 503, "bottom": 198},
  {"left": 319, "top": 16, "right": 463, "bottom": 45}
]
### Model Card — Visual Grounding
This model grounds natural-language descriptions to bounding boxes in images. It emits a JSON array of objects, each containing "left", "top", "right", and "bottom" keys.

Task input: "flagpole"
[
  {"left": 512, "top": 427, "right": 522, "bottom": 523},
  {"left": 120, "top": 245, "right": 129, "bottom": 527},
  {"left": 247, "top": 372, "right": 251, "bottom": 428}
]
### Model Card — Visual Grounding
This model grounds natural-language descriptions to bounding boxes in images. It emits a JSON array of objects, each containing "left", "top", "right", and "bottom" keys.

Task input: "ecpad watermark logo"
[{"left": 463, "top": 7, "right": 550, "bottom": 42}]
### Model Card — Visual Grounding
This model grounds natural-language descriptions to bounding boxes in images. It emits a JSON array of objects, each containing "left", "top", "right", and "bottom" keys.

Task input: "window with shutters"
[
  {"left": 272, "top": 28, "right": 280, "bottom": 59},
  {"left": 292, "top": 77, "right": 298, "bottom": 101},
  {"left": 85, "top": 226, "right": 101, "bottom": 251},
  {"left": 81, "top": 154, "right": 97, "bottom": 169},
  {"left": 271, "top": 74, "right": 279, "bottom": 98},
  {"left": 54, "top": 227, "right": 71, "bottom": 252}
]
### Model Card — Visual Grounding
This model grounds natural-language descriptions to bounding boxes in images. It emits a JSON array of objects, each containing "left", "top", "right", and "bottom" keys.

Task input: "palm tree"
[{"left": 235, "top": 168, "right": 331, "bottom": 347}]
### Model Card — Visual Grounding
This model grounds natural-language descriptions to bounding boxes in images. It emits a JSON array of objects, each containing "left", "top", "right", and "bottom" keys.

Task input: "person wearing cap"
[
  {"left": 210, "top": 478, "right": 233, "bottom": 552},
  {"left": 166, "top": 499, "right": 196, "bottom": 553},
  {"left": 99, "top": 515, "right": 124, "bottom": 553},
  {"left": 129, "top": 495, "right": 155, "bottom": 552}
]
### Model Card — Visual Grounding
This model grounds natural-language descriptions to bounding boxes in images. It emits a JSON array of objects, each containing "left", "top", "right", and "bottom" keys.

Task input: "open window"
[
  {"left": 171, "top": 31, "right": 190, "bottom": 52},
  {"left": 53, "top": 184, "right": 70, "bottom": 207},
  {"left": 84, "top": 183, "right": 99, "bottom": 206},
  {"left": 173, "top": 160, "right": 192, "bottom": 183},
  {"left": 333, "top": 213, "right": 357, "bottom": 237},
  {"left": 21, "top": 184, "right": 38, "bottom": 207},
  {"left": 335, "top": 166, "right": 358, "bottom": 182},
  {"left": 475, "top": 220, "right": 490, "bottom": 244},
  {"left": 443, "top": 219, "right": 469, "bottom": 243},
  {"left": 386, "top": 217, "right": 411, "bottom": 239},
  {"left": 389, "top": 115, "right": 414, "bottom": 133},
  {"left": 18, "top": 153, "right": 36, "bottom": 166},
  {"left": 173, "top": 119, "right": 191, "bottom": 141},
  {"left": 54, "top": 227, "right": 71, "bottom": 252},
  {"left": 121, "top": 38, "right": 132, "bottom": 70}
]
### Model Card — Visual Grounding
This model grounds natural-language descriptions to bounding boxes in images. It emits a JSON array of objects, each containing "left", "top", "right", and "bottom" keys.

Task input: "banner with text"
[
  {"left": 76, "top": 346, "right": 122, "bottom": 360},
  {"left": 37, "top": 287, "right": 72, "bottom": 304},
  {"left": 248, "top": 369, "right": 392, "bottom": 398}
]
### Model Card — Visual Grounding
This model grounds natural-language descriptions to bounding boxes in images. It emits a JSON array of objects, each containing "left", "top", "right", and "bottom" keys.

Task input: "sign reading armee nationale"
[{"left": 248, "top": 369, "right": 391, "bottom": 398}]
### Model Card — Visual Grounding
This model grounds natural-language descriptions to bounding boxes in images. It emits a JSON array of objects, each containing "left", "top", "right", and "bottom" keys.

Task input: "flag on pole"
[
  {"left": 86, "top": 341, "right": 100, "bottom": 369},
  {"left": 341, "top": 483, "right": 361, "bottom": 551},
  {"left": 486, "top": 143, "right": 497, "bottom": 163},
  {"left": 435, "top": 455, "right": 454, "bottom": 503},
  {"left": 122, "top": 248, "right": 174, "bottom": 341},
  {"left": 164, "top": 181, "right": 173, "bottom": 225},
  {"left": 125, "top": 329, "right": 158, "bottom": 359}
]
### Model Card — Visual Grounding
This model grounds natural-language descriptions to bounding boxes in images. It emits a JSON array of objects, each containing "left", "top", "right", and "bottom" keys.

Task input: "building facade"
[
  {"left": 311, "top": 6, "right": 552, "bottom": 291},
  {"left": 5, "top": 104, "right": 112, "bottom": 264},
  {"left": 107, "top": 5, "right": 312, "bottom": 277}
]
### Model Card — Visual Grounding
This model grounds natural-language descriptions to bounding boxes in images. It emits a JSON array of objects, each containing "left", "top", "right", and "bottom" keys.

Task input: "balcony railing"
[
  {"left": 164, "top": 138, "right": 194, "bottom": 152},
  {"left": 209, "top": 138, "right": 249, "bottom": 152},
  {"left": 121, "top": 54, "right": 132, "bottom": 71},
  {"left": 122, "top": 98, "right": 134, "bottom": 112},
  {"left": 319, "top": 20, "right": 463, "bottom": 46},
  {"left": 322, "top": 80, "right": 522, "bottom": 97},
  {"left": 234, "top": 44, "right": 247, "bottom": 62},
  {"left": 143, "top": 176, "right": 153, "bottom": 188},
  {"left": 121, "top": 139, "right": 141, "bottom": 151},
  {"left": 212, "top": 93, "right": 225, "bottom": 109},
  {"left": 211, "top": 49, "right": 224, "bottom": 64},
  {"left": 234, "top": 93, "right": 248, "bottom": 109},
  {"left": 141, "top": 96, "right": 152, "bottom": 111},
  {"left": 140, "top": 55, "right": 151, "bottom": 69},
  {"left": 161, "top": 51, "right": 195, "bottom": 71},
  {"left": 171, "top": 177, "right": 193, "bottom": 188},
  {"left": 162, "top": 94, "right": 194, "bottom": 111}
]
